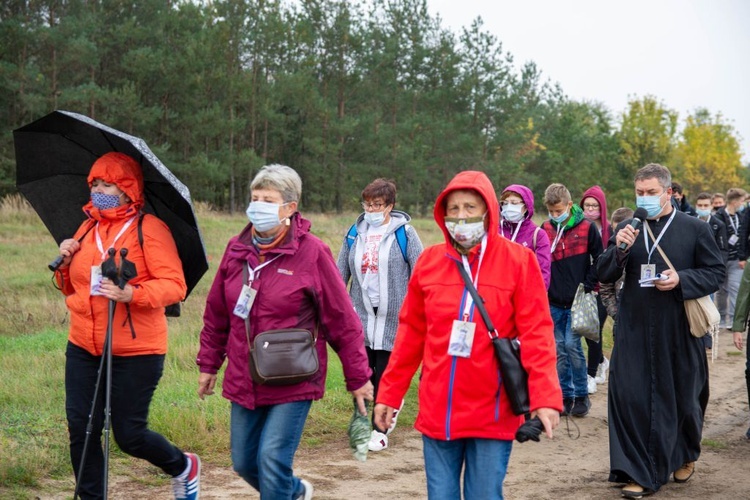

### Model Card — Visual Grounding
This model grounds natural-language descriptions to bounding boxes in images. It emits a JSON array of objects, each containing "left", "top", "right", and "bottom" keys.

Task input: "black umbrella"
[{"left": 14, "top": 110, "right": 208, "bottom": 297}]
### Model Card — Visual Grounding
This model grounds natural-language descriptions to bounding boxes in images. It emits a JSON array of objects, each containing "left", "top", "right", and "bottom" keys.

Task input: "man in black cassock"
[{"left": 597, "top": 163, "right": 725, "bottom": 499}]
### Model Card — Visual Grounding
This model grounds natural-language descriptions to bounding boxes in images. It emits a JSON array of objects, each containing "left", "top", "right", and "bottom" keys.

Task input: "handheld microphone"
[{"left": 618, "top": 207, "right": 649, "bottom": 251}]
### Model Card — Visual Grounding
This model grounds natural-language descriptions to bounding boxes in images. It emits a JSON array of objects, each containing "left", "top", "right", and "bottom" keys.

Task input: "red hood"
[{"left": 434, "top": 170, "right": 500, "bottom": 250}]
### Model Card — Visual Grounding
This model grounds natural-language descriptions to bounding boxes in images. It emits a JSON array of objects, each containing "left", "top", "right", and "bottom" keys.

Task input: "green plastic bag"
[{"left": 348, "top": 399, "right": 371, "bottom": 462}]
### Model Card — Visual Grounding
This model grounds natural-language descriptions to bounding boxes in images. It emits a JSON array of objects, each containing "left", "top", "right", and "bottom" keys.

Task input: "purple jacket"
[
  {"left": 499, "top": 184, "right": 552, "bottom": 289},
  {"left": 197, "top": 213, "right": 371, "bottom": 410}
]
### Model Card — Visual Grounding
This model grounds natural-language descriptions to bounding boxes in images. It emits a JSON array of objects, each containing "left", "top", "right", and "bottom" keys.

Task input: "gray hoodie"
[{"left": 337, "top": 210, "right": 423, "bottom": 350}]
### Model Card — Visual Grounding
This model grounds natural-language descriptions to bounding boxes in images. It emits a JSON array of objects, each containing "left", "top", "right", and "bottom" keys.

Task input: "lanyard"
[
  {"left": 95, "top": 216, "right": 137, "bottom": 260},
  {"left": 550, "top": 223, "right": 565, "bottom": 253},
  {"left": 246, "top": 255, "right": 282, "bottom": 286},
  {"left": 460, "top": 236, "right": 487, "bottom": 320},
  {"left": 643, "top": 209, "right": 677, "bottom": 264},
  {"left": 501, "top": 221, "right": 523, "bottom": 242},
  {"left": 728, "top": 213, "right": 739, "bottom": 235}
]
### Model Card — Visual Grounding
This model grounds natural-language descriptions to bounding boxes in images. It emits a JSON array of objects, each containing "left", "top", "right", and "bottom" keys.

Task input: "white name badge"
[
  {"left": 90, "top": 266, "right": 104, "bottom": 296},
  {"left": 448, "top": 320, "right": 475, "bottom": 358},
  {"left": 233, "top": 285, "right": 257, "bottom": 319},
  {"left": 729, "top": 234, "right": 739, "bottom": 246},
  {"left": 640, "top": 264, "right": 656, "bottom": 287}
]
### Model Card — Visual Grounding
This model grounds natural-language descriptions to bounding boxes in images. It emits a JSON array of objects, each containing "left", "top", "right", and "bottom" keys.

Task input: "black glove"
[{"left": 515, "top": 417, "right": 544, "bottom": 443}]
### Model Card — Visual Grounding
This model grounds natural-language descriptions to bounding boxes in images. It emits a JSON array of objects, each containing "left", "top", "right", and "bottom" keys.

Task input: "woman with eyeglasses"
[
  {"left": 337, "top": 178, "right": 424, "bottom": 452},
  {"left": 499, "top": 185, "right": 551, "bottom": 289},
  {"left": 580, "top": 186, "right": 611, "bottom": 396}
]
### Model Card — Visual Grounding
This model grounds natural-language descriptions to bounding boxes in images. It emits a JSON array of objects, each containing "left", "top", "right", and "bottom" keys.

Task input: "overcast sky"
[{"left": 427, "top": 0, "right": 750, "bottom": 163}]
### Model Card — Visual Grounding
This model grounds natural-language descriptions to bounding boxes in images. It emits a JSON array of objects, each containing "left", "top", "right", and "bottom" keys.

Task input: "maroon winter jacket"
[{"left": 197, "top": 213, "right": 371, "bottom": 409}]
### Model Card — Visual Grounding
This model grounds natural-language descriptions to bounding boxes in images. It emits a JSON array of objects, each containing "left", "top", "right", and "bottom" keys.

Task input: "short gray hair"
[
  {"left": 634, "top": 163, "right": 672, "bottom": 190},
  {"left": 250, "top": 164, "right": 302, "bottom": 203}
]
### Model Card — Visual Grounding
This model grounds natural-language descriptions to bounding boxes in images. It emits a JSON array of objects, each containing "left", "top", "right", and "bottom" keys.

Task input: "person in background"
[
  {"left": 598, "top": 163, "right": 724, "bottom": 498},
  {"left": 55, "top": 152, "right": 198, "bottom": 500},
  {"left": 731, "top": 263, "right": 750, "bottom": 440},
  {"left": 374, "top": 171, "right": 561, "bottom": 500},
  {"left": 499, "top": 184, "right": 551, "bottom": 289},
  {"left": 695, "top": 192, "right": 728, "bottom": 353},
  {"left": 712, "top": 192, "right": 727, "bottom": 214},
  {"left": 715, "top": 188, "right": 747, "bottom": 329},
  {"left": 580, "top": 186, "right": 610, "bottom": 394},
  {"left": 671, "top": 181, "right": 697, "bottom": 216},
  {"left": 541, "top": 183, "right": 603, "bottom": 417},
  {"left": 197, "top": 164, "right": 373, "bottom": 500},
  {"left": 599, "top": 207, "right": 634, "bottom": 334},
  {"left": 337, "top": 178, "right": 423, "bottom": 452}
]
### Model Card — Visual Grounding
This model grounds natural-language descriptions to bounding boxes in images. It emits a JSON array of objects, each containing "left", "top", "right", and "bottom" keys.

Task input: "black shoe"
[
  {"left": 561, "top": 398, "right": 574, "bottom": 416},
  {"left": 571, "top": 396, "right": 590, "bottom": 417}
]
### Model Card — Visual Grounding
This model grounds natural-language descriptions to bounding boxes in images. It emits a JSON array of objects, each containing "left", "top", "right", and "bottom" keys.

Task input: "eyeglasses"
[
  {"left": 583, "top": 204, "right": 600, "bottom": 210},
  {"left": 362, "top": 201, "right": 386, "bottom": 211},
  {"left": 501, "top": 200, "right": 524, "bottom": 206}
]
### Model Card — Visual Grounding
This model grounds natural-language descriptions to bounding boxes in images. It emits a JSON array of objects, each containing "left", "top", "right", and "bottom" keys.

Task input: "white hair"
[{"left": 250, "top": 164, "right": 302, "bottom": 203}]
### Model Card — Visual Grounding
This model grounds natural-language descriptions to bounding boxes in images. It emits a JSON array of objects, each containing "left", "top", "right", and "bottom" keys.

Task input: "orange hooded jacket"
[
  {"left": 56, "top": 152, "right": 187, "bottom": 356},
  {"left": 376, "top": 170, "right": 562, "bottom": 441}
]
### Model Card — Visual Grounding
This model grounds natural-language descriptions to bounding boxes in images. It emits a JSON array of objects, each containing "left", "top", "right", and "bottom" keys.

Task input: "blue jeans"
[
  {"left": 231, "top": 400, "right": 312, "bottom": 499},
  {"left": 422, "top": 435, "right": 512, "bottom": 499},
  {"left": 550, "top": 305, "right": 588, "bottom": 399}
]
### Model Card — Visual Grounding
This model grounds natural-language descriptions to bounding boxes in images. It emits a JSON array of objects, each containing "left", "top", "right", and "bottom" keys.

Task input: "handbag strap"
[
  {"left": 645, "top": 223, "right": 676, "bottom": 272},
  {"left": 241, "top": 262, "right": 319, "bottom": 349},
  {"left": 454, "top": 260, "right": 498, "bottom": 338}
]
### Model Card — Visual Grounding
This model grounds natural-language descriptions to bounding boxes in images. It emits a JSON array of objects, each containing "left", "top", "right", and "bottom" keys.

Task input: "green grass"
[{"left": 0, "top": 196, "right": 610, "bottom": 496}]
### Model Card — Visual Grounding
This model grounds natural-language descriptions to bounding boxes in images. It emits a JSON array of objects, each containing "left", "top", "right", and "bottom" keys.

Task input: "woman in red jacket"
[
  {"left": 374, "top": 171, "right": 562, "bottom": 499},
  {"left": 56, "top": 152, "right": 198, "bottom": 500}
]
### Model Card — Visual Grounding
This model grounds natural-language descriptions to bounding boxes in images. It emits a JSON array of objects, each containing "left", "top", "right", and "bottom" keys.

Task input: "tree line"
[{"left": 1, "top": 0, "right": 745, "bottom": 214}]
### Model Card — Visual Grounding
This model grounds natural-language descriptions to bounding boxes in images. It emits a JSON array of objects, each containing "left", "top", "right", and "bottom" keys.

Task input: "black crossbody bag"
[{"left": 455, "top": 260, "right": 530, "bottom": 416}]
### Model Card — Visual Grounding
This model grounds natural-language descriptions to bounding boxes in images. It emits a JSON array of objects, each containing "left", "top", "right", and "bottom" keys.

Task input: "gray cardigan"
[{"left": 336, "top": 210, "right": 423, "bottom": 351}]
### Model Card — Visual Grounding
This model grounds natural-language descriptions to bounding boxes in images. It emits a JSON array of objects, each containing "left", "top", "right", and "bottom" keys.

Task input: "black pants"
[
  {"left": 366, "top": 346, "right": 392, "bottom": 433},
  {"left": 586, "top": 295, "right": 609, "bottom": 378},
  {"left": 65, "top": 342, "right": 185, "bottom": 499}
]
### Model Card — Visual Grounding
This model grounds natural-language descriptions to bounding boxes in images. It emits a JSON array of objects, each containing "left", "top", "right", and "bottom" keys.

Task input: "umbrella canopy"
[{"left": 14, "top": 110, "right": 208, "bottom": 298}]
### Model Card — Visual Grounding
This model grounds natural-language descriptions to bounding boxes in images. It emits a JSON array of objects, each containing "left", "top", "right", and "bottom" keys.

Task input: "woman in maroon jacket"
[{"left": 197, "top": 164, "right": 373, "bottom": 499}]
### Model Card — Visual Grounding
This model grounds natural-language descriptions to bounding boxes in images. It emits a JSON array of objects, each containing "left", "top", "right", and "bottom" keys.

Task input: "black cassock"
[{"left": 597, "top": 209, "right": 725, "bottom": 492}]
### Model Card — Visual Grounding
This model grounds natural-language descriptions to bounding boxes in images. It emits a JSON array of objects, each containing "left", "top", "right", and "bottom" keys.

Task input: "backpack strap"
[
  {"left": 394, "top": 225, "right": 408, "bottom": 263},
  {"left": 532, "top": 226, "right": 540, "bottom": 251},
  {"left": 345, "top": 224, "right": 357, "bottom": 249}
]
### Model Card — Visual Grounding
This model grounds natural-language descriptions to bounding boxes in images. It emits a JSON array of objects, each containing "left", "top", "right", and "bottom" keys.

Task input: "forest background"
[{"left": 0, "top": 0, "right": 747, "bottom": 213}]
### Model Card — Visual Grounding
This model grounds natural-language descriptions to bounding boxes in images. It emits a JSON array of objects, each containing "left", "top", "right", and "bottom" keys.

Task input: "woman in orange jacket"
[
  {"left": 56, "top": 152, "right": 199, "bottom": 500},
  {"left": 374, "top": 171, "right": 562, "bottom": 499}
]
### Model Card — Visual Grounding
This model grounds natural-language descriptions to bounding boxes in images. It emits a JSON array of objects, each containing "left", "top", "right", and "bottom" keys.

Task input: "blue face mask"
[
  {"left": 364, "top": 211, "right": 386, "bottom": 227},
  {"left": 91, "top": 192, "right": 122, "bottom": 210},
  {"left": 696, "top": 208, "right": 711, "bottom": 218},
  {"left": 636, "top": 192, "right": 668, "bottom": 219},
  {"left": 548, "top": 210, "right": 569, "bottom": 225},
  {"left": 246, "top": 201, "right": 288, "bottom": 232}
]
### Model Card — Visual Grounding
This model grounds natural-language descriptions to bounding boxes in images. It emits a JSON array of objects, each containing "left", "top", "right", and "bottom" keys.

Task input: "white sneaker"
[
  {"left": 587, "top": 375, "right": 597, "bottom": 394},
  {"left": 386, "top": 400, "right": 405, "bottom": 435},
  {"left": 595, "top": 356, "right": 610, "bottom": 384},
  {"left": 299, "top": 479, "right": 313, "bottom": 500},
  {"left": 368, "top": 429, "right": 388, "bottom": 451}
]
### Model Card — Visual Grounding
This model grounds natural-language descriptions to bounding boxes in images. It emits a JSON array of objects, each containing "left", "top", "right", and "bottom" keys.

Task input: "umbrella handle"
[{"left": 48, "top": 255, "right": 64, "bottom": 272}]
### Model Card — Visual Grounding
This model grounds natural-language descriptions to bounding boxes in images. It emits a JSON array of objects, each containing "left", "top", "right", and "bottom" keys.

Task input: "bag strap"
[
  {"left": 645, "top": 223, "right": 676, "bottom": 272},
  {"left": 454, "top": 260, "right": 498, "bottom": 338},
  {"left": 532, "top": 226, "right": 540, "bottom": 251}
]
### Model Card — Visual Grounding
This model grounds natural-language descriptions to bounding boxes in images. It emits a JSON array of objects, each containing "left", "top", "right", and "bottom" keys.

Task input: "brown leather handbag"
[{"left": 247, "top": 327, "right": 319, "bottom": 385}]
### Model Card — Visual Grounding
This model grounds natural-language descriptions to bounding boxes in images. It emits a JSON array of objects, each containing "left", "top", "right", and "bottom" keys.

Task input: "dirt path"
[{"left": 35, "top": 334, "right": 750, "bottom": 499}]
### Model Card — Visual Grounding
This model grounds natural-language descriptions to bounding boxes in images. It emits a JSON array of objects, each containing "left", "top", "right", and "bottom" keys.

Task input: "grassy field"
[{"left": 0, "top": 195, "right": 612, "bottom": 498}]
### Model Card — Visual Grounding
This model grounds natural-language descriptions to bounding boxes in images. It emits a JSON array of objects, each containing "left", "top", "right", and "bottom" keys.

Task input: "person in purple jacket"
[
  {"left": 196, "top": 164, "right": 374, "bottom": 500},
  {"left": 499, "top": 184, "right": 552, "bottom": 289}
]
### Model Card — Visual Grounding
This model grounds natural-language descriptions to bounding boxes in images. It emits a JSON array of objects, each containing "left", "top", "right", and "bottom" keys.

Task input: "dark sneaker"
[
  {"left": 561, "top": 398, "right": 574, "bottom": 416},
  {"left": 298, "top": 479, "right": 314, "bottom": 500},
  {"left": 172, "top": 453, "right": 200, "bottom": 500},
  {"left": 746, "top": 427, "right": 750, "bottom": 440},
  {"left": 571, "top": 396, "right": 590, "bottom": 417}
]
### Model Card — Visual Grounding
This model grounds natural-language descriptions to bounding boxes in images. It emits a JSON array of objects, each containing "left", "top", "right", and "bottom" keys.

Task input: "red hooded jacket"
[{"left": 376, "top": 171, "right": 562, "bottom": 440}]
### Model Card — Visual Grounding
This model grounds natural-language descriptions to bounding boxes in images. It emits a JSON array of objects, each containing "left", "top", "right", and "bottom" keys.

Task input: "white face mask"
[
  {"left": 246, "top": 201, "right": 288, "bottom": 232},
  {"left": 445, "top": 214, "right": 487, "bottom": 248},
  {"left": 364, "top": 211, "right": 386, "bottom": 227},
  {"left": 501, "top": 203, "right": 525, "bottom": 223}
]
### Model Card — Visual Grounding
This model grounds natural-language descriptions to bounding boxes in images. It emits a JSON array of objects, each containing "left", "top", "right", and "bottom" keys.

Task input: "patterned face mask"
[
  {"left": 445, "top": 213, "right": 487, "bottom": 249},
  {"left": 91, "top": 192, "right": 122, "bottom": 210}
]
